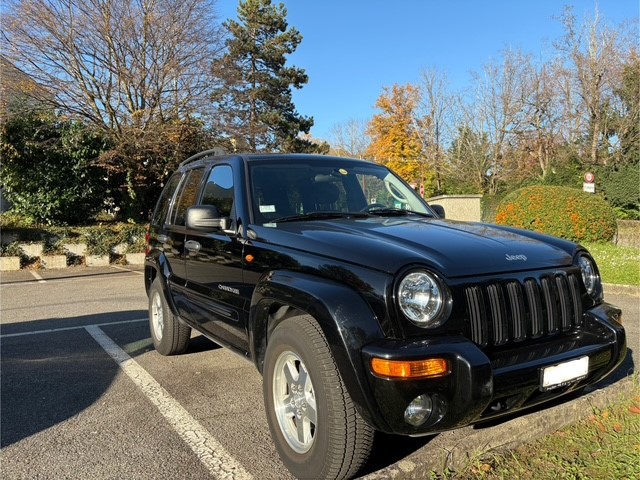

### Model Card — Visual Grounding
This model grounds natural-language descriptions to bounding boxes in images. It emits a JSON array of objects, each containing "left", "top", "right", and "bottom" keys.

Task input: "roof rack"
[{"left": 179, "top": 147, "right": 227, "bottom": 167}]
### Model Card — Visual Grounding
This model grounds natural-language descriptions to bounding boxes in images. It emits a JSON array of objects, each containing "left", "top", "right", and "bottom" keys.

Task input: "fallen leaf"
[
  {"left": 613, "top": 423, "right": 623, "bottom": 433},
  {"left": 629, "top": 406, "right": 640, "bottom": 415},
  {"left": 597, "top": 421, "right": 606, "bottom": 433},
  {"left": 601, "top": 410, "right": 610, "bottom": 419}
]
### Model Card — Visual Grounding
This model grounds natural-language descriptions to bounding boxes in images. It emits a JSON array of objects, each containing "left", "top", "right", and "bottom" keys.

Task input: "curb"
[
  {"left": 604, "top": 283, "right": 640, "bottom": 298},
  {"left": 364, "top": 377, "right": 637, "bottom": 479}
]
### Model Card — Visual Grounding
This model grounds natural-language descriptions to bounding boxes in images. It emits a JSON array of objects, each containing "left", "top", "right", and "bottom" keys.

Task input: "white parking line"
[
  {"left": 0, "top": 318, "right": 147, "bottom": 338},
  {"left": 112, "top": 266, "right": 144, "bottom": 275},
  {"left": 85, "top": 325, "right": 253, "bottom": 480},
  {"left": 30, "top": 270, "right": 46, "bottom": 283}
]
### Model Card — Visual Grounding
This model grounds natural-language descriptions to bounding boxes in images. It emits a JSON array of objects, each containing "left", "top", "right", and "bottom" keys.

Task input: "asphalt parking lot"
[{"left": 1, "top": 266, "right": 637, "bottom": 479}]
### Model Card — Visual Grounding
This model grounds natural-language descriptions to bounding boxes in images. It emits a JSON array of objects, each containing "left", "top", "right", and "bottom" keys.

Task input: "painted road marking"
[
  {"left": 29, "top": 270, "right": 46, "bottom": 283},
  {"left": 0, "top": 318, "right": 147, "bottom": 338},
  {"left": 112, "top": 266, "right": 144, "bottom": 275},
  {"left": 85, "top": 325, "right": 253, "bottom": 480}
]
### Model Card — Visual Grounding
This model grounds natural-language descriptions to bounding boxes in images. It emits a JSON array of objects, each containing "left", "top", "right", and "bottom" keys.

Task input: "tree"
[
  {"left": 328, "top": 119, "right": 370, "bottom": 158},
  {"left": 211, "top": 0, "right": 318, "bottom": 153},
  {"left": 465, "top": 49, "right": 532, "bottom": 194},
  {"left": 515, "top": 61, "right": 563, "bottom": 181},
  {"left": 2, "top": 0, "right": 220, "bottom": 134},
  {"left": 447, "top": 125, "right": 492, "bottom": 194},
  {"left": 366, "top": 84, "right": 431, "bottom": 190},
  {"left": 415, "top": 68, "right": 456, "bottom": 193},
  {"left": 555, "top": 6, "right": 622, "bottom": 167},
  {"left": 2, "top": 0, "right": 222, "bottom": 217},
  {"left": 610, "top": 53, "right": 640, "bottom": 166}
]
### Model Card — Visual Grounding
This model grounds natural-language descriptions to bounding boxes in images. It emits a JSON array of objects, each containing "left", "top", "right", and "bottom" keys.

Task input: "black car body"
[{"left": 145, "top": 152, "right": 626, "bottom": 480}]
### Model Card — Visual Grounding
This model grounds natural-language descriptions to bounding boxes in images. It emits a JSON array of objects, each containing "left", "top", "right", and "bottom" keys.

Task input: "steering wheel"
[
  {"left": 361, "top": 203, "right": 387, "bottom": 212},
  {"left": 385, "top": 181, "right": 407, "bottom": 203}
]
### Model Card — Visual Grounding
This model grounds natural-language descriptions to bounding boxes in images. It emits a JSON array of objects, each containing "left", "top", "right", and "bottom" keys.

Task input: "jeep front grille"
[{"left": 464, "top": 273, "right": 583, "bottom": 347}]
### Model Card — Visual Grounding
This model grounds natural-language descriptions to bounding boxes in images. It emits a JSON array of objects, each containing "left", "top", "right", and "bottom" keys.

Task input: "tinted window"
[
  {"left": 151, "top": 173, "right": 182, "bottom": 225},
  {"left": 172, "top": 168, "right": 205, "bottom": 226},
  {"left": 202, "top": 165, "right": 234, "bottom": 217}
]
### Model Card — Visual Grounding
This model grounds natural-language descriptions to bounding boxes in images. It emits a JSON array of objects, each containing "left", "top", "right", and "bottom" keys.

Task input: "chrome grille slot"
[
  {"left": 568, "top": 274, "right": 583, "bottom": 326},
  {"left": 555, "top": 275, "right": 572, "bottom": 331},
  {"left": 506, "top": 281, "right": 526, "bottom": 341},
  {"left": 464, "top": 272, "right": 584, "bottom": 347},
  {"left": 540, "top": 277, "right": 558, "bottom": 334},
  {"left": 487, "top": 284, "right": 508, "bottom": 345},
  {"left": 465, "top": 286, "right": 487, "bottom": 347},
  {"left": 524, "top": 279, "right": 543, "bottom": 337}
]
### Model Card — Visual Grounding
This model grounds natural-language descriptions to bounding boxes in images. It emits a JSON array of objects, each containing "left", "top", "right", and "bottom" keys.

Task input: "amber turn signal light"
[{"left": 371, "top": 357, "right": 450, "bottom": 380}]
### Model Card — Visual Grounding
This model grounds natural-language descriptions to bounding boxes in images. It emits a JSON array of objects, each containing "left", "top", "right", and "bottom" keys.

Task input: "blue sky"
[{"left": 216, "top": 1, "right": 639, "bottom": 141}]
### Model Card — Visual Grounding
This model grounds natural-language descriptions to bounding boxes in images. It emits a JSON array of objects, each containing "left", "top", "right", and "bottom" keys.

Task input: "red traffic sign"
[{"left": 584, "top": 172, "right": 595, "bottom": 183}]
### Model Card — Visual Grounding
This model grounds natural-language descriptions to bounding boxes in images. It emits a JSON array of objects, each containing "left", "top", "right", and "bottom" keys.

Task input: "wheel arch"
[
  {"left": 249, "top": 270, "right": 389, "bottom": 431},
  {"left": 144, "top": 254, "right": 179, "bottom": 317}
]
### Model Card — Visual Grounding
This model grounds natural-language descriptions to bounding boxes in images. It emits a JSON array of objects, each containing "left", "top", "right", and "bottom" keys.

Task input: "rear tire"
[
  {"left": 263, "top": 315, "right": 374, "bottom": 480},
  {"left": 148, "top": 278, "right": 191, "bottom": 355}
]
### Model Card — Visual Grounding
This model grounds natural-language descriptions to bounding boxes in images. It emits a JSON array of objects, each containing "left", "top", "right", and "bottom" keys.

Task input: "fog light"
[{"left": 404, "top": 394, "right": 432, "bottom": 426}]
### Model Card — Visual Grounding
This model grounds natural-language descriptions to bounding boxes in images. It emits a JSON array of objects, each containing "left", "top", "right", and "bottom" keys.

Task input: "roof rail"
[{"left": 179, "top": 147, "right": 227, "bottom": 167}]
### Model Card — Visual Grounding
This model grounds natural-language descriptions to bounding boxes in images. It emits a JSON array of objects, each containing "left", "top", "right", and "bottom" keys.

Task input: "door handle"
[{"left": 185, "top": 240, "right": 201, "bottom": 252}]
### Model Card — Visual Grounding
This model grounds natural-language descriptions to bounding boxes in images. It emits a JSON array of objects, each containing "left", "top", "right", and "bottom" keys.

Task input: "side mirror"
[
  {"left": 430, "top": 204, "right": 445, "bottom": 219},
  {"left": 186, "top": 205, "right": 229, "bottom": 231}
]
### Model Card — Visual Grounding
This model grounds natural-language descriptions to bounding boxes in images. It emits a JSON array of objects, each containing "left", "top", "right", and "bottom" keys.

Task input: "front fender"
[{"left": 249, "top": 270, "right": 390, "bottom": 430}]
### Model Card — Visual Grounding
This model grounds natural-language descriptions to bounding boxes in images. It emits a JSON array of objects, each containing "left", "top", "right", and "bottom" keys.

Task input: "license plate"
[{"left": 541, "top": 356, "right": 589, "bottom": 390}]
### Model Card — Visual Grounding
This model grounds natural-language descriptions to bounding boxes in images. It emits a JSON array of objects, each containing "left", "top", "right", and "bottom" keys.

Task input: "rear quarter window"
[
  {"left": 171, "top": 168, "right": 205, "bottom": 226},
  {"left": 151, "top": 173, "right": 182, "bottom": 226}
]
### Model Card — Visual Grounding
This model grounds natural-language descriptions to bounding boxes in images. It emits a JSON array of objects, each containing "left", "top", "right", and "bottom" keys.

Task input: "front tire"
[
  {"left": 148, "top": 278, "right": 191, "bottom": 355},
  {"left": 263, "top": 315, "right": 374, "bottom": 480}
]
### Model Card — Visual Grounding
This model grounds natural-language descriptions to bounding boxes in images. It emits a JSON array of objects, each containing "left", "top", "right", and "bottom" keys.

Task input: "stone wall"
[{"left": 426, "top": 195, "right": 483, "bottom": 222}]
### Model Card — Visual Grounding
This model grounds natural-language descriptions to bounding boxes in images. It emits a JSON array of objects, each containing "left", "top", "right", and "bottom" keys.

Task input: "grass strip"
[
  {"left": 440, "top": 385, "right": 640, "bottom": 480},
  {"left": 583, "top": 242, "right": 640, "bottom": 286}
]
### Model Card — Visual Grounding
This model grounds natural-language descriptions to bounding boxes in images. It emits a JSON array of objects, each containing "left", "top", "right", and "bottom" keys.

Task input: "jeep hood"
[{"left": 250, "top": 217, "right": 576, "bottom": 278}]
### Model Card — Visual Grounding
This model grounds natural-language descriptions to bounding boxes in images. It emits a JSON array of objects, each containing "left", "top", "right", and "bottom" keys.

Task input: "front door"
[
  {"left": 184, "top": 164, "right": 249, "bottom": 353},
  {"left": 164, "top": 168, "right": 205, "bottom": 320}
]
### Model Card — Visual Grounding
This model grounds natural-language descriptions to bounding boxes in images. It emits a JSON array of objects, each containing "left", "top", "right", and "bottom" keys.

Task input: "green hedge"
[
  {"left": 496, "top": 186, "right": 617, "bottom": 242},
  {"left": 595, "top": 163, "right": 640, "bottom": 220}
]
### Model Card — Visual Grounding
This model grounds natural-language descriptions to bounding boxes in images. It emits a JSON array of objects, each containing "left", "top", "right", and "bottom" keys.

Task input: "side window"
[
  {"left": 172, "top": 168, "right": 205, "bottom": 226},
  {"left": 151, "top": 173, "right": 182, "bottom": 225},
  {"left": 202, "top": 165, "right": 234, "bottom": 218}
]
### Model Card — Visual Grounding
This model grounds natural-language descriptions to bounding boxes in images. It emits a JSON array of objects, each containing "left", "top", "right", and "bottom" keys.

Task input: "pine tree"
[{"left": 212, "top": 0, "right": 324, "bottom": 153}]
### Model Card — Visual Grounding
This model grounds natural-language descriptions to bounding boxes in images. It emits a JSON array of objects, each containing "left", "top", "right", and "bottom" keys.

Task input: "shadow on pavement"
[
  {"left": 1, "top": 311, "right": 146, "bottom": 448},
  {"left": 1, "top": 310, "right": 224, "bottom": 448}
]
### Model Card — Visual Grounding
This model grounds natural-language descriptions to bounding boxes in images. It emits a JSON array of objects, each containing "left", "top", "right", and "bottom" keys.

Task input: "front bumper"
[{"left": 360, "top": 302, "right": 626, "bottom": 435}]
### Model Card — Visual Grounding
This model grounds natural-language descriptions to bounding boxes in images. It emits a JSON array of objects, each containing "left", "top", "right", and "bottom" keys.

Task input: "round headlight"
[
  {"left": 398, "top": 271, "right": 446, "bottom": 327},
  {"left": 578, "top": 254, "right": 599, "bottom": 297}
]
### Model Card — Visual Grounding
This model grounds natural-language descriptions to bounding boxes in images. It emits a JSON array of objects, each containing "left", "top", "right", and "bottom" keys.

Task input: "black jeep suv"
[{"left": 145, "top": 151, "right": 626, "bottom": 480}]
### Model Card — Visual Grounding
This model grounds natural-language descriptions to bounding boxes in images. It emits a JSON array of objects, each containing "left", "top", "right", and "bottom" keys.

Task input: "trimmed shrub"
[
  {"left": 83, "top": 226, "right": 121, "bottom": 256},
  {"left": 495, "top": 186, "right": 617, "bottom": 242}
]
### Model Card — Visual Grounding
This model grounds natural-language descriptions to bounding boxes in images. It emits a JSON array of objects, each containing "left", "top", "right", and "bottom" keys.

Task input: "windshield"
[{"left": 249, "top": 158, "right": 434, "bottom": 224}]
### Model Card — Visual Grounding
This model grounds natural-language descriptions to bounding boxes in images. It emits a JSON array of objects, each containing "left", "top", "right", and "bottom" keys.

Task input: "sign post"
[{"left": 583, "top": 172, "right": 595, "bottom": 193}]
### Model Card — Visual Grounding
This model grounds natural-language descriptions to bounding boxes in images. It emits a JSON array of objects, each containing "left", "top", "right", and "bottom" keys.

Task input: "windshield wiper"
[
  {"left": 272, "top": 211, "right": 370, "bottom": 223},
  {"left": 366, "top": 208, "right": 434, "bottom": 218}
]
